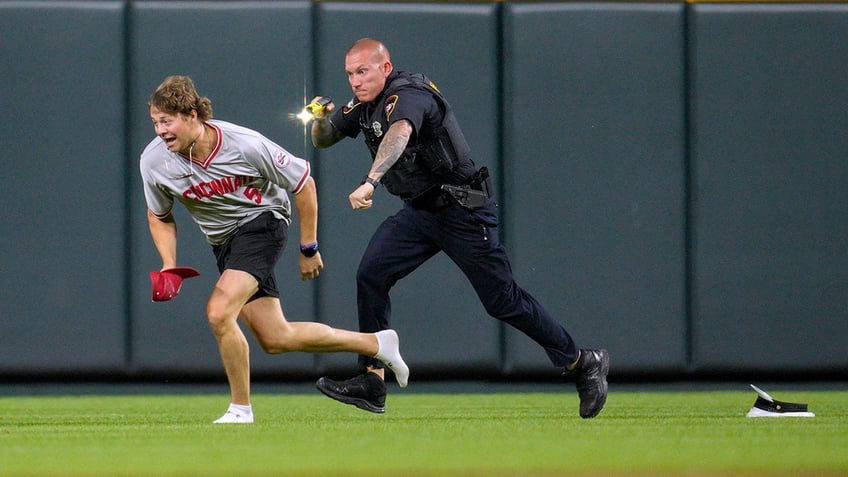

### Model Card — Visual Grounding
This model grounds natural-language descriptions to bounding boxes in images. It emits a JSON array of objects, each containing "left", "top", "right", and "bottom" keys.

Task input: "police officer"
[{"left": 310, "top": 38, "right": 609, "bottom": 418}]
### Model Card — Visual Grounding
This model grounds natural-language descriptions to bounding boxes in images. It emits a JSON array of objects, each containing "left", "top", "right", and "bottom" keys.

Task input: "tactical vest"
[{"left": 364, "top": 72, "right": 475, "bottom": 199}]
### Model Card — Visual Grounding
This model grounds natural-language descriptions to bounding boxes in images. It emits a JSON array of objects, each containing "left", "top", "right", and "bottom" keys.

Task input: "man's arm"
[
  {"left": 367, "top": 119, "right": 413, "bottom": 182},
  {"left": 147, "top": 209, "right": 178, "bottom": 270},
  {"left": 348, "top": 119, "right": 413, "bottom": 210},
  {"left": 311, "top": 118, "right": 346, "bottom": 149},
  {"left": 310, "top": 99, "right": 346, "bottom": 149},
  {"left": 292, "top": 176, "right": 324, "bottom": 280}
]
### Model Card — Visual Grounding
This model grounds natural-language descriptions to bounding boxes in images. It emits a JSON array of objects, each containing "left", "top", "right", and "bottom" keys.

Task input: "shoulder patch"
[
  {"left": 342, "top": 99, "right": 361, "bottom": 115},
  {"left": 384, "top": 94, "right": 399, "bottom": 121}
]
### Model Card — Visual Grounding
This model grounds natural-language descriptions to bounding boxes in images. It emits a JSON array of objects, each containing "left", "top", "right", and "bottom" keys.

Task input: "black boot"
[{"left": 565, "top": 349, "right": 610, "bottom": 418}]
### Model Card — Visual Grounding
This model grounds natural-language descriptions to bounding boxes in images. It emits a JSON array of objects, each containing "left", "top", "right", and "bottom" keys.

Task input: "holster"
[{"left": 440, "top": 167, "right": 493, "bottom": 210}]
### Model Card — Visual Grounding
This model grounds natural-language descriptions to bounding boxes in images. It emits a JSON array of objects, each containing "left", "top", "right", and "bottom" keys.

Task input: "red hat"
[{"left": 150, "top": 266, "right": 200, "bottom": 302}]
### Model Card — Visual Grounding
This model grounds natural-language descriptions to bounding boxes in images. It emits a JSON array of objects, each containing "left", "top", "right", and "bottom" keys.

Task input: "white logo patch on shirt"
[{"left": 274, "top": 150, "right": 290, "bottom": 169}]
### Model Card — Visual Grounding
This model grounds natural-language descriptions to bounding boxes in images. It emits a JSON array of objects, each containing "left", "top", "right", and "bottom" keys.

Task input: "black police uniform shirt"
[
  {"left": 330, "top": 70, "right": 474, "bottom": 199},
  {"left": 332, "top": 71, "right": 439, "bottom": 153}
]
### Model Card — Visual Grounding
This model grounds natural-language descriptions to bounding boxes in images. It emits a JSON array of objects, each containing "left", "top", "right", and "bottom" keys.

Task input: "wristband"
[
  {"left": 361, "top": 176, "right": 380, "bottom": 189},
  {"left": 299, "top": 241, "right": 319, "bottom": 258}
]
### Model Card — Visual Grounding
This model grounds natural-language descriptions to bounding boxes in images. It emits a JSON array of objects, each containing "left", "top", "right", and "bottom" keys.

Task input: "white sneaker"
[
  {"left": 373, "top": 329, "right": 409, "bottom": 388},
  {"left": 213, "top": 409, "right": 254, "bottom": 424}
]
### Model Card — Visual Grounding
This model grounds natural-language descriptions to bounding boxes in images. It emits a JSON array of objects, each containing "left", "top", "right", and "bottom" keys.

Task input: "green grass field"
[{"left": 1, "top": 387, "right": 845, "bottom": 476}]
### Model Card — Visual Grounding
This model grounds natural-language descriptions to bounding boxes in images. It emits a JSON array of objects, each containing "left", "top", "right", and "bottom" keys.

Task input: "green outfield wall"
[{"left": 1, "top": 1, "right": 845, "bottom": 381}]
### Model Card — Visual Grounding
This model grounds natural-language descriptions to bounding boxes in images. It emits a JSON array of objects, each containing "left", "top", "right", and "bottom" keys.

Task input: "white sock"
[
  {"left": 213, "top": 403, "right": 254, "bottom": 424},
  {"left": 373, "top": 329, "right": 409, "bottom": 388},
  {"left": 229, "top": 403, "right": 252, "bottom": 416}
]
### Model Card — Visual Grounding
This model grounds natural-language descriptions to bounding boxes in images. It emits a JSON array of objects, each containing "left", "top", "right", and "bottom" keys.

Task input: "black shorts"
[{"left": 212, "top": 211, "right": 288, "bottom": 302}]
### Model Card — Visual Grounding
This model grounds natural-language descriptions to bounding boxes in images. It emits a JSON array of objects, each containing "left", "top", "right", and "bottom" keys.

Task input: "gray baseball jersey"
[{"left": 140, "top": 120, "right": 310, "bottom": 245}]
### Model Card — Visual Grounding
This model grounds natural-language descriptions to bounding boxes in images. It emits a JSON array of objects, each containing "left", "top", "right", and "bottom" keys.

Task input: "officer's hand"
[
  {"left": 307, "top": 96, "right": 334, "bottom": 119},
  {"left": 299, "top": 252, "right": 323, "bottom": 281},
  {"left": 349, "top": 183, "right": 374, "bottom": 210}
]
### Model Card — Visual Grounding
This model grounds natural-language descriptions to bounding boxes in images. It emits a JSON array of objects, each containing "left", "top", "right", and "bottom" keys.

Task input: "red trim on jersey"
[
  {"left": 293, "top": 162, "right": 311, "bottom": 194},
  {"left": 178, "top": 122, "right": 222, "bottom": 169},
  {"left": 151, "top": 208, "right": 172, "bottom": 219}
]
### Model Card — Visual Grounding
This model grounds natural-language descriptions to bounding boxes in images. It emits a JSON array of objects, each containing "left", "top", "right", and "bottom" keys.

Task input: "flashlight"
[{"left": 297, "top": 97, "right": 332, "bottom": 124}]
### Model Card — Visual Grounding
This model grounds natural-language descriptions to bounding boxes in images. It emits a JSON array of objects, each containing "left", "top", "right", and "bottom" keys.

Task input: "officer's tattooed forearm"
[{"left": 371, "top": 120, "right": 412, "bottom": 179}]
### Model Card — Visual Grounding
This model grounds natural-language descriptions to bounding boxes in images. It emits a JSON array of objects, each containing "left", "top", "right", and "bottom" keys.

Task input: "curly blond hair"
[{"left": 148, "top": 75, "right": 213, "bottom": 121}]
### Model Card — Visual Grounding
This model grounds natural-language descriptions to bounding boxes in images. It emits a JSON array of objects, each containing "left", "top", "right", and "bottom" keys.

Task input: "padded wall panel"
[
  {"left": 503, "top": 3, "right": 688, "bottom": 374},
  {"left": 689, "top": 4, "right": 848, "bottom": 372},
  {"left": 0, "top": 2, "right": 127, "bottom": 373},
  {"left": 314, "top": 3, "right": 502, "bottom": 376},
  {"left": 128, "top": 2, "right": 315, "bottom": 376}
]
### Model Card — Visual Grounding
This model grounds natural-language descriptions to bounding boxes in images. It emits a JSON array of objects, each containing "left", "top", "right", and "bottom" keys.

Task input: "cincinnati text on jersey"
[{"left": 181, "top": 175, "right": 264, "bottom": 204}]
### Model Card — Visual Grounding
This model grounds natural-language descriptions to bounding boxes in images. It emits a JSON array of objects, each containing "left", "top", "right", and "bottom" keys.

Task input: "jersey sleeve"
[
  {"left": 247, "top": 136, "right": 311, "bottom": 194},
  {"left": 139, "top": 150, "right": 174, "bottom": 218}
]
